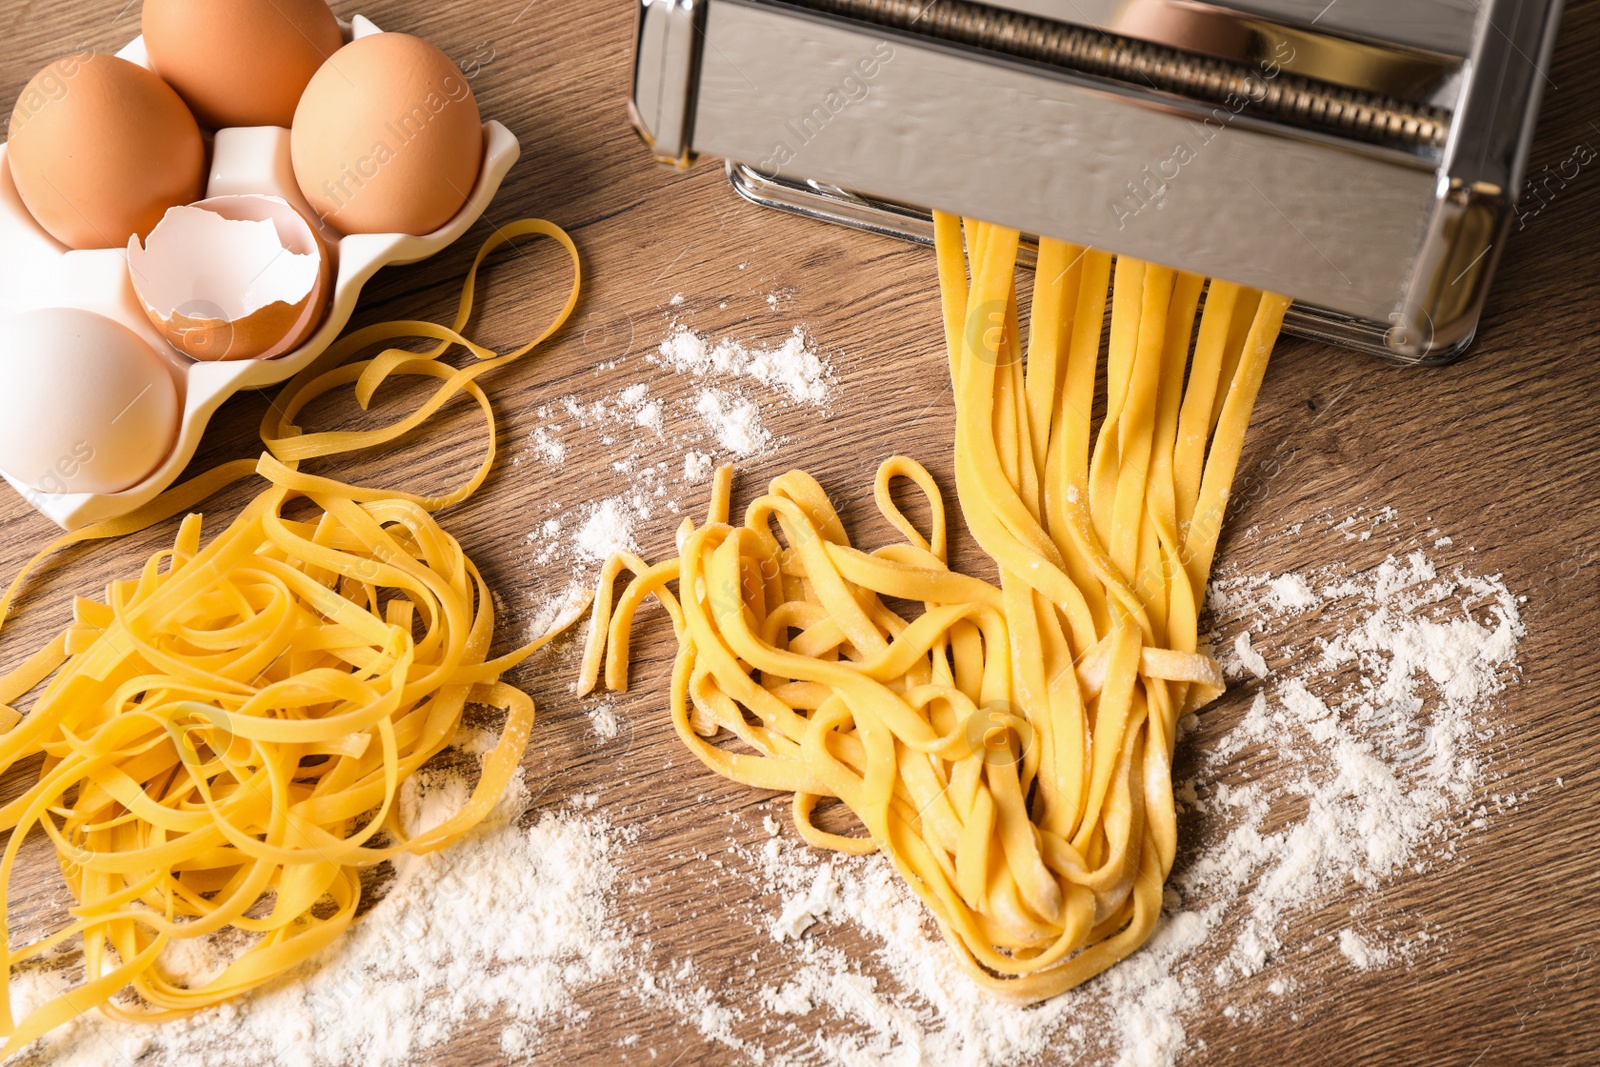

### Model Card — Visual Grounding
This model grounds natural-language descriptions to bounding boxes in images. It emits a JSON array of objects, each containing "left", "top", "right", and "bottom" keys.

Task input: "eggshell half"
[
  {"left": 128, "top": 195, "right": 330, "bottom": 362},
  {"left": 291, "top": 33, "right": 484, "bottom": 235},
  {"left": 5, "top": 53, "right": 205, "bottom": 250},
  {"left": 0, "top": 308, "right": 180, "bottom": 494}
]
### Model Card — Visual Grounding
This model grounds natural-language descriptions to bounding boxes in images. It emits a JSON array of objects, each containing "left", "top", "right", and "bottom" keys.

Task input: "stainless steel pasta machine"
[{"left": 628, "top": 0, "right": 1564, "bottom": 362}]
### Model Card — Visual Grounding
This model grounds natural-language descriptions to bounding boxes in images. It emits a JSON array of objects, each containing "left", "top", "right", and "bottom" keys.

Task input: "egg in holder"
[{"left": 0, "top": 15, "right": 520, "bottom": 530}]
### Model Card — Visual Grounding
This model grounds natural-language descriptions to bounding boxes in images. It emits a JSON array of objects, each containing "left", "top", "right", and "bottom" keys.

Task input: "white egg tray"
[{"left": 0, "top": 15, "right": 520, "bottom": 530}]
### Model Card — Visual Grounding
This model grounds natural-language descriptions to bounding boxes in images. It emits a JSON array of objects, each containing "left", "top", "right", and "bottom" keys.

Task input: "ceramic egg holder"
[{"left": 0, "top": 15, "right": 520, "bottom": 530}]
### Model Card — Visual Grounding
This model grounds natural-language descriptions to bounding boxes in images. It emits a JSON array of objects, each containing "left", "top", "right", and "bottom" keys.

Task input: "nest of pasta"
[
  {"left": 0, "top": 218, "right": 583, "bottom": 1054},
  {"left": 0, "top": 480, "right": 563, "bottom": 1048}
]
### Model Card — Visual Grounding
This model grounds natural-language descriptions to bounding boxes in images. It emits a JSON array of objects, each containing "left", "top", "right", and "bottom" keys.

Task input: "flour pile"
[
  {"left": 654, "top": 325, "right": 834, "bottom": 407},
  {"left": 518, "top": 323, "right": 833, "bottom": 477},
  {"left": 14, "top": 763, "right": 632, "bottom": 1067}
]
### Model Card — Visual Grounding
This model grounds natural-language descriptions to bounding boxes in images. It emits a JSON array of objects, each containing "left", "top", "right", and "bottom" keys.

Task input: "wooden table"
[{"left": 1, "top": 1, "right": 1597, "bottom": 1064}]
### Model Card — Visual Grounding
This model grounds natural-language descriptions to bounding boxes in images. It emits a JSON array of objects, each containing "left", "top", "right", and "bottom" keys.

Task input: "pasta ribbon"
[
  {"left": 583, "top": 215, "right": 1289, "bottom": 1001},
  {"left": 0, "top": 219, "right": 582, "bottom": 1052}
]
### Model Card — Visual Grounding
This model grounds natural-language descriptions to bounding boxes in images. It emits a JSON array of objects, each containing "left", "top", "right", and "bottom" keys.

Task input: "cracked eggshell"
[
  {"left": 0, "top": 308, "right": 180, "bottom": 495},
  {"left": 128, "top": 194, "right": 330, "bottom": 362}
]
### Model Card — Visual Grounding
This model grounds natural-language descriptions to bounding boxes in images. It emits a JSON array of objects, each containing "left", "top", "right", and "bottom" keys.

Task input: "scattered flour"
[
  {"left": 1266, "top": 573, "right": 1318, "bottom": 610},
  {"left": 529, "top": 426, "right": 566, "bottom": 467},
  {"left": 660, "top": 517, "right": 1524, "bottom": 1067},
  {"left": 1337, "top": 928, "right": 1389, "bottom": 970},
  {"left": 587, "top": 702, "right": 621, "bottom": 741},
  {"left": 524, "top": 579, "right": 595, "bottom": 646},
  {"left": 574, "top": 497, "right": 639, "bottom": 563},
  {"left": 513, "top": 318, "right": 836, "bottom": 633},
  {"left": 683, "top": 450, "right": 715, "bottom": 483},
  {"left": 1228, "top": 630, "right": 1270, "bottom": 680},
  {"left": 15, "top": 771, "right": 631, "bottom": 1067},
  {"left": 653, "top": 326, "right": 833, "bottom": 407},
  {"left": 695, "top": 389, "right": 772, "bottom": 458}
]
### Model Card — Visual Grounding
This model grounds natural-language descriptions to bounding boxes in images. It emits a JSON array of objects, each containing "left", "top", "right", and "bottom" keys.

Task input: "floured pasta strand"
[
  {"left": 0, "top": 219, "right": 583, "bottom": 1052},
  {"left": 581, "top": 213, "right": 1289, "bottom": 1001}
]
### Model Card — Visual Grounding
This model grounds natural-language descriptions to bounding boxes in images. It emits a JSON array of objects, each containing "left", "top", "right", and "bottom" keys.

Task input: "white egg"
[{"left": 0, "top": 308, "right": 181, "bottom": 495}]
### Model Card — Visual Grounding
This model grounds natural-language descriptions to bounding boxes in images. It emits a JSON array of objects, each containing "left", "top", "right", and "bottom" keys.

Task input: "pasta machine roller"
[{"left": 628, "top": 0, "right": 1564, "bottom": 362}]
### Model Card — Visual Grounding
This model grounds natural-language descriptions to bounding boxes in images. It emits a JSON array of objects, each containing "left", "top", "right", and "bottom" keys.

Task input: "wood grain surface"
[{"left": 1, "top": 1, "right": 1598, "bottom": 1064}]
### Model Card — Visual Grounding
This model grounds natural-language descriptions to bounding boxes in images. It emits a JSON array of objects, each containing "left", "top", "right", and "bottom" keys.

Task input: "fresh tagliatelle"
[
  {"left": 0, "top": 219, "right": 581, "bottom": 1053},
  {"left": 582, "top": 213, "right": 1290, "bottom": 1000}
]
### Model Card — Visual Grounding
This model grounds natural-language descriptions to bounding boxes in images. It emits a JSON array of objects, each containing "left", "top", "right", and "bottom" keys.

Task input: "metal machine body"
[{"left": 630, "top": 0, "right": 1563, "bottom": 361}]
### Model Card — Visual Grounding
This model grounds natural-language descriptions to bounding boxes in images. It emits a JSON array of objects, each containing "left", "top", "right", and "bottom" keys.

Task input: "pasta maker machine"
[{"left": 628, "top": 0, "right": 1563, "bottom": 362}]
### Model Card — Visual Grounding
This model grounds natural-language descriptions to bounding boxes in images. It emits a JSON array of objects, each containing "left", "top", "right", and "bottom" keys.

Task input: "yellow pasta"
[
  {"left": 0, "top": 219, "right": 582, "bottom": 1052},
  {"left": 583, "top": 214, "right": 1289, "bottom": 1000}
]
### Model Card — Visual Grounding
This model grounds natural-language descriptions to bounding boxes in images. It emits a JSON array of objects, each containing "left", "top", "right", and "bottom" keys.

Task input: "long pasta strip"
[{"left": 584, "top": 216, "right": 1289, "bottom": 1001}]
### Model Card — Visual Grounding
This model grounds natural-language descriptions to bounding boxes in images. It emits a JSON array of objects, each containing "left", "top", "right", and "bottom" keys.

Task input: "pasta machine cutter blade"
[{"left": 629, "top": 0, "right": 1563, "bottom": 363}]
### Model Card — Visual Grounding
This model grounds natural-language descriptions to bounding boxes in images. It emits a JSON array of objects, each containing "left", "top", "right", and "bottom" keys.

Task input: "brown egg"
[
  {"left": 142, "top": 0, "right": 344, "bottom": 129},
  {"left": 292, "top": 33, "right": 484, "bottom": 236},
  {"left": 6, "top": 53, "right": 205, "bottom": 250}
]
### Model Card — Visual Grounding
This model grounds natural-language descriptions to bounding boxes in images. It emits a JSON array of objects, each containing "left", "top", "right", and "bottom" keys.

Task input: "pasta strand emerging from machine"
[{"left": 584, "top": 211, "right": 1292, "bottom": 996}]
